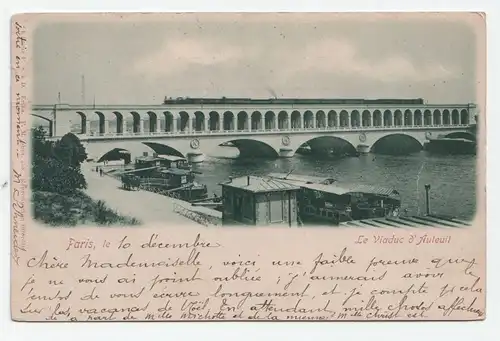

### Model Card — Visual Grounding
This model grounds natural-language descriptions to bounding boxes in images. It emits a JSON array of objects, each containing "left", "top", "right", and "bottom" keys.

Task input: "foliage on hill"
[
  {"left": 31, "top": 128, "right": 140, "bottom": 226},
  {"left": 31, "top": 128, "right": 88, "bottom": 194}
]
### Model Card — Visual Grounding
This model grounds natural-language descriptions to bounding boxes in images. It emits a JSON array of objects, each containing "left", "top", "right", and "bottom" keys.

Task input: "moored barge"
[
  {"left": 215, "top": 172, "right": 402, "bottom": 227},
  {"left": 268, "top": 172, "right": 401, "bottom": 225},
  {"left": 424, "top": 137, "right": 476, "bottom": 155},
  {"left": 118, "top": 153, "right": 208, "bottom": 202}
]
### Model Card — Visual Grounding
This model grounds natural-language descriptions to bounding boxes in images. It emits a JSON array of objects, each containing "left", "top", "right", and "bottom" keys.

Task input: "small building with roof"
[
  {"left": 219, "top": 175, "right": 300, "bottom": 226},
  {"left": 135, "top": 152, "right": 190, "bottom": 169}
]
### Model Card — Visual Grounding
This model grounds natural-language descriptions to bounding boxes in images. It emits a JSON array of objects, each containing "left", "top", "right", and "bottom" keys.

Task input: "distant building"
[{"left": 220, "top": 175, "right": 300, "bottom": 227}]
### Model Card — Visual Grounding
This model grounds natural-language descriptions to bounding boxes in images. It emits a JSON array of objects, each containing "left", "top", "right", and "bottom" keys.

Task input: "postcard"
[{"left": 11, "top": 12, "right": 486, "bottom": 321}]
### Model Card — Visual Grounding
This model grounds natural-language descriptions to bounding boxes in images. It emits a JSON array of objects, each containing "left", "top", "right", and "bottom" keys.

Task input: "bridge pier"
[
  {"left": 186, "top": 152, "right": 205, "bottom": 163},
  {"left": 279, "top": 148, "right": 295, "bottom": 158},
  {"left": 357, "top": 144, "right": 371, "bottom": 154}
]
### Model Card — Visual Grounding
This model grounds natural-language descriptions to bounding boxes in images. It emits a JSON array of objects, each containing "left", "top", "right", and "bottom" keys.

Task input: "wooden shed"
[{"left": 219, "top": 175, "right": 300, "bottom": 227}]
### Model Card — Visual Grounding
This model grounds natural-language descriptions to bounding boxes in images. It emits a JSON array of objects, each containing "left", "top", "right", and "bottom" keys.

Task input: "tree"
[
  {"left": 53, "top": 132, "right": 88, "bottom": 167},
  {"left": 31, "top": 128, "right": 87, "bottom": 194},
  {"left": 32, "top": 126, "right": 54, "bottom": 159}
]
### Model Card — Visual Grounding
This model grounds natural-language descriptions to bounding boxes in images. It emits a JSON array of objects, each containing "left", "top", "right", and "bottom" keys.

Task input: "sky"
[{"left": 33, "top": 13, "right": 479, "bottom": 106}]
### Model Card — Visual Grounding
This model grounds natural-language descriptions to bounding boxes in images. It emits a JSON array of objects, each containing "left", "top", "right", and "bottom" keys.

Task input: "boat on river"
[
  {"left": 424, "top": 137, "right": 476, "bottom": 155},
  {"left": 268, "top": 172, "right": 401, "bottom": 225},
  {"left": 119, "top": 153, "right": 208, "bottom": 202}
]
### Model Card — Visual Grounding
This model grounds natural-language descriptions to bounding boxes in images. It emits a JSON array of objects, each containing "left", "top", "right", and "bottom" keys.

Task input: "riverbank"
[
  {"left": 83, "top": 163, "right": 222, "bottom": 226},
  {"left": 32, "top": 191, "right": 140, "bottom": 227}
]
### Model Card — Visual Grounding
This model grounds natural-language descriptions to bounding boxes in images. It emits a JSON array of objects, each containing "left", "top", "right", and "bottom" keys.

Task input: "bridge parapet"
[{"left": 51, "top": 123, "right": 471, "bottom": 141}]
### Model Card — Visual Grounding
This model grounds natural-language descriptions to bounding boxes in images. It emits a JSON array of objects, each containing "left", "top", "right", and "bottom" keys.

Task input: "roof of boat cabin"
[
  {"left": 158, "top": 155, "right": 187, "bottom": 162},
  {"left": 135, "top": 156, "right": 166, "bottom": 162},
  {"left": 298, "top": 182, "right": 400, "bottom": 197},
  {"left": 268, "top": 172, "right": 398, "bottom": 197},
  {"left": 159, "top": 168, "right": 192, "bottom": 175},
  {"left": 220, "top": 175, "right": 300, "bottom": 193},
  {"left": 267, "top": 172, "right": 335, "bottom": 184},
  {"left": 136, "top": 155, "right": 187, "bottom": 162}
]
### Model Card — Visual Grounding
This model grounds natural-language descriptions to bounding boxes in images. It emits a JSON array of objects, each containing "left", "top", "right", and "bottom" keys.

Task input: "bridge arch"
[
  {"left": 350, "top": 110, "right": 360, "bottom": 127},
  {"left": 209, "top": 111, "right": 220, "bottom": 131},
  {"left": 53, "top": 111, "right": 87, "bottom": 135},
  {"left": 433, "top": 109, "right": 442, "bottom": 125},
  {"left": 126, "top": 111, "right": 142, "bottom": 133},
  {"left": 303, "top": 111, "right": 314, "bottom": 128},
  {"left": 371, "top": 133, "right": 423, "bottom": 155},
  {"left": 340, "top": 110, "right": 349, "bottom": 127},
  {"left": 383, "top": 110, "right": 392, "bottom": 127},
  {"left": 179, "top": 111, "right": 190, "bottom": 132},
  {"left": 264, "top": 111, "right": 276, "bottom": 130},
  {"left": 145, "top": 111, "right": 158, "bottom": 133},
  {"left": 223, "top": 111, "right": 235, "bottom": 131},
  {"left": 237, "top": 111, "right": 248, "bottom": 131},
  {"left": 327, "top": 110, "right": 337, "bottom": 127},
  {"left": 251, "top": 111, "right": 262, "bottom": 130},
  {"left": 156, "top": 111, "right": 166, "bottom": 132},
  {"left": 163, "top": 111, "right": 177, "bottom": 132},
  {"left": 362, "top": 110, "right": 371, "bottom": 127},
  {"left": 424, "top": 110, "right": 432, "bottom": 125},
  {"left": 225, "top": 139, "right": 279, "bottom": 158},
  {"left": 76, "top": 111, "right": 87, "bottom": 134},
  {"left": 444, "top": 131, "right": 476, "bottom": 142},
  {"left": 194, "top": 111, "right": 205, "bottom": 132},
  {"left": 394, "top": 110, "right": 403, "bottom": 127},
  {"left": 31, "top": 114, "right": 54, "bottom": 136},
  {"left": 414, "top": 110, "right": 423, "bottom": 126},
  {"left": 111, "top": 111, "right": 124, "bottom": 134},
  {"left": 97, "top": 148, "right": 132, "bottom": 164},
  {"left": 451, "top": 109, "right": 460, "bottom": 125},
  {"left": 316, "top": 110, "right": 326, "bottom": 128},
  {"left": 461, "top": 109, "right": 469, "bottom": 124},
  {"left": 291, "top": 111, "right": 301, "bottom": 129},
  {"left": 89, "top": 111, "right": 106, "bottom": 134},
  {"left": 142, "top": 142, "right": 185, "bottom": 158},
  {"left": 404, "top": 109, "right": 413, "bottom": 126},
  {"left": 373, "top": 110, "right": 382, "bottom": 127},
  {"left": 278, "top": 111, "right": 288, "bottom": 130},
  {"left": 442, "top": 110, "right": 451, "bottom": 126},
  {"left": 296, "top": 136, "right": 357, "bottom": 155}
]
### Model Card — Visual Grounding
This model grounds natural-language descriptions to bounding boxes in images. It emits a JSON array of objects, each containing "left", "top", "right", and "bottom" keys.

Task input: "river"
[{"left": 191, "top": 147, "right": 477, "bottom": 220}]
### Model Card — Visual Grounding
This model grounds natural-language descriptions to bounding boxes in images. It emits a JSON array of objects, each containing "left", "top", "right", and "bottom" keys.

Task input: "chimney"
[{"left": 247, "top": 175, "right": 250, "bottom": 186}]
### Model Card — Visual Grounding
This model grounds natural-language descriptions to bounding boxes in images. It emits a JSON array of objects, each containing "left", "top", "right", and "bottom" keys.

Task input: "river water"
[{"left": 191, "top": 147, "right": 477, "bottom": 220}]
